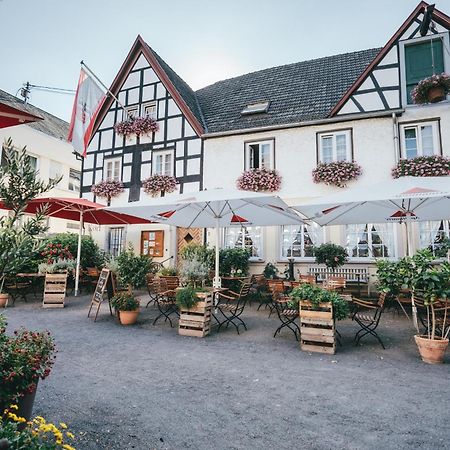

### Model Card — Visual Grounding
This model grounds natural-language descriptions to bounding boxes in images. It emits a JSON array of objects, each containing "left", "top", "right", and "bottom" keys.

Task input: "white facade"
[{"left": 0, "top": 123, "right": 81, "bottom": 233}]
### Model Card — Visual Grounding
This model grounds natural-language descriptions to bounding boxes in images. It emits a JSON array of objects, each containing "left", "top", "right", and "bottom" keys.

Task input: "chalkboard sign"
[{"left": 87, "top": 269, "right": 116, "bottom": 322}]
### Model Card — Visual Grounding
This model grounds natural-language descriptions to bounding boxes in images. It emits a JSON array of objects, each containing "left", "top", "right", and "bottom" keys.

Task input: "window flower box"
[
  {"left": 237, "top": 168, "right": 281, "bottom": 192},
  {"left": 312, "top": 161, "right": 362, "bottom": 188},
  {"left": 142, "top": 174, "right": 177, "bottom": 197},
  {"left": 392, "top": 155, "right": 450, "bottom": 178},
  {"left": 411, "top": 73, "right": 450, "bottom": 105},
  {"left": 114, "top": 116, "right": 159, "bottom": 137},
  {"left": 91, "top": 180, "right": 124, "bottom": 205}
]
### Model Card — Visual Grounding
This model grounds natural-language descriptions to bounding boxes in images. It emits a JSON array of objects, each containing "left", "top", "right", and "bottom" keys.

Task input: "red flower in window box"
[
  {"left": 312, "top": 161, "right": 362, "bottom": 188},
  {"left": 392, "top": 155, "right": 450, "bottom": 178},
  {"left": 142, "top": 175, "right": 177, "bottom": 197},
  {"left": 236, "top": 168, "right": 282, "bottom": 192}
]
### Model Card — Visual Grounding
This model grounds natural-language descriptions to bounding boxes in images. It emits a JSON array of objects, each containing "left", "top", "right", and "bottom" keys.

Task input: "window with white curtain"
[
  {"left": 346, "top": 223, "right": 396, "bottom": 259},
  {"left": 152, "top": 150, "right": 173, "bottom": 176},
  {"left": 399, "top": 121, "right": 440, "bottom": 159},
  {"left": 49, "top": 160, "right": 63, "bottom": 185},
  {"left": 419, "top": 220, "right": 450, "bottom": 257},
  {"left": 280, "top": 224, "right": 324, "bottom": 259},
  {"left": 317, "top": 130, "right": 352, "bottom": 163},
  {"left": 224, "top": 226, "right": 263, "bottom": 260},
  {"left": 104, "top": 157, "right": 121, "bottom": 181}
]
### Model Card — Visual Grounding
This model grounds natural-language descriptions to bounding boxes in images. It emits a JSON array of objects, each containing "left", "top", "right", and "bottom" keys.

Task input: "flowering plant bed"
[
  {"left": 91, "top": 180, "right": 124, "bottom": 204},
  {"left": 40, "top": 243, "right": 73, "bottom": 264},
  {"left": 142, "top": 174, "right": 177, "bottom": 196},
  {"left": 411, "top": 73, "right": 450, "bottom": 104},
  {"left": 0, "top": 315, "right": 56, "bottom": 408},
  {"left": 312, "top": 161, "right": 362, "bottom": 188},
  {"left": 237, "top": 168, "right": 281, "bottom": 192},
  {"left": 114, "top": 116, "right": 159, "bottom": 137},
  {"left": 392, "top": 155, "right": 450, "bottom": 178}
]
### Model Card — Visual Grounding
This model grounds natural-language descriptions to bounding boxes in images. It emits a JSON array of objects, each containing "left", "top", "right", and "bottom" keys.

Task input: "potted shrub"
[
  {"left": 142, "top": 174, "right": 177, "bottom": 197},
  {"left": 0, "top": 139, "right": 60, "bottom": 307},
  {"left": 411, "top": 73, "right": 450, "bottom": 104},
  {"left": 117, "top": 244, "right": 154, "bottom": 293},
  {"left": 91, "top": 179, "right": 124, "bottom": 206},
  {"left": 312, "top": 161, "right": 362, "bottom": 188},
  {"left": 263, "top": 262, "right": 279, "bottom": 279},
  {"left": 313, "top": 243, "right": 348, "bottom": 273},
  {"left": 290, "top": 284, "right": 349, "bottom": 354},
  {"left": 179, "top": 256, "right": 210, "bottom": 288},
  {"left": 110, "top": 293, "right": 140, "bottom": 325},
  {"left": 176, "top": 286, "right": 212, "bottom": 337},
  {"left": 237, "top": 168, "right": 282, "bottom": 192},
  {"left": 0, "top": 315, "right": 56, "bottom": 420},
  {"left": 219, "top": 247, "right": 250, "bottom": 276},
  {"left": 392, "top": 155, "right": 450, "bottom": 178}
]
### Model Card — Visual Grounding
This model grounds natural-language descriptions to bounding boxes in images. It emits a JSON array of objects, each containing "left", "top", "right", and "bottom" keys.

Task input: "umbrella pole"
[
  {"left": 213, "top": 218, "right": 221, "bottom": 290},
  {"left": 406, "top": 214, "right": 419, "bottom": 333},
  {"left": 74, "top": 210, "right": 84, "bottom": 297}
]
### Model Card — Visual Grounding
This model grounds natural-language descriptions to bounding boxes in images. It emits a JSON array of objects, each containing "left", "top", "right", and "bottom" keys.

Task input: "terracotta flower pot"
[
  {"left": 119, "top": 309, "right": 139, "bottom": 325},
  {"left": 427, "top": 86, "right": 446, "bottom": 103},
  {"left": 0, "top": 293, "right": 8, "bottom": 308},
  {"left": 414, "top": 335, "right": 449, "bottom": 364}
]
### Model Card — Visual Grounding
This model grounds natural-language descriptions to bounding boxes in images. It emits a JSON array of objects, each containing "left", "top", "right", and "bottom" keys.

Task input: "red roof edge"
[
  {"left": 328, "top": 1, "right": 450, "bottom": 117},
  {"left": 90, "top": 35, "right": 203, "bottom": 142}
]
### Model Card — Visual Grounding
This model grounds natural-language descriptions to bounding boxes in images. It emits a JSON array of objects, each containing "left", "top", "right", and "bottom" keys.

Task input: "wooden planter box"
[
  {"left": 43, "top": 273, "right": 68, "bottom": 308},
  {"left": 299, "top": 300, "right": 335, "bottom": 354},
  {"left": 179, "top": 293, "right": 212, "bottom": 337}
]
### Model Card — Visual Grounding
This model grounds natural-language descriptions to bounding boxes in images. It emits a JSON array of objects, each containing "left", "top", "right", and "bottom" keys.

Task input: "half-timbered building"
[{"left": 82, "top": 2, "right": 450, "bottom": 282}]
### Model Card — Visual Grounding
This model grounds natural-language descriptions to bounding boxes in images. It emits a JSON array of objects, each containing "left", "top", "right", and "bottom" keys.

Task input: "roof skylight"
[{"left": 241, "top": 101, "right": 270, "bottom": 115}]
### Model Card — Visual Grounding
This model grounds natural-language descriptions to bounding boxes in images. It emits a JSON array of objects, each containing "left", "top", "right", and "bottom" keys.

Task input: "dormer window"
[{"left": 241, "top": 101, "right": 270, "bottom": 115}]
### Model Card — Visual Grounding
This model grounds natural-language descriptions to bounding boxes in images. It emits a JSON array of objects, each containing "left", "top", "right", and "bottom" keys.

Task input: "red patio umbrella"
[
  {"left": 0, "top": 197, "right": 152, "bottom": 295},
  {"left": 0, "top": 101, "right": 43, "bottom": 129}
]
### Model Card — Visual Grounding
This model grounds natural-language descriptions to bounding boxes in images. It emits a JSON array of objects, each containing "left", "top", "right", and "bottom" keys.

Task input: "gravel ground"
[{"left": 2, "top": 293, "right": 450, "bottom": 450}]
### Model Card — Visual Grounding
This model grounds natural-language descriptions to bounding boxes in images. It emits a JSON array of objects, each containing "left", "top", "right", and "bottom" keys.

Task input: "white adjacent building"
[
  {"left": 81, "top": 2, "right": 450, "bottom": 279},
  {"left": 0, "top": 89, "right": 81, "bottom": 233}
]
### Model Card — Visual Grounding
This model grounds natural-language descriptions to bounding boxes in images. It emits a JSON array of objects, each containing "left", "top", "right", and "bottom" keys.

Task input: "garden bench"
[{"left": 308, "top": 267, "right": 370, "bottom": 296}]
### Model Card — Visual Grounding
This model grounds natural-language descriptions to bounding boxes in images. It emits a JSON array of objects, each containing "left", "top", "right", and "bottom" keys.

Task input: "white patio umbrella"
[
  {"left": 292, "top": 176, "right": 450, "bottom": 331},
  {"left": 107, "top": 188, "right": 302, "bottom": 288}
]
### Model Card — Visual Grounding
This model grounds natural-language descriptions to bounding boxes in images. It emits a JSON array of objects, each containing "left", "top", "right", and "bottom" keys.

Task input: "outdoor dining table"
[{"left": 11, "top": 273, "right": 45, "bottom": 301}]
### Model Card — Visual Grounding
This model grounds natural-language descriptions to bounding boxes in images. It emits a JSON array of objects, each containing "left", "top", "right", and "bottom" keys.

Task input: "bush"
[
  {"left": 314, "top": 243, "right": 348, "bottom": 270},
  {"left": 219, "top": 247, "right": 250, "bottom": 276},
  {"left": 179, "top": 257, "right": 210, "bottom": 287},
  {"left": 179, "top": 243, "right": 214, "bottom": 268},
  {"left": 176, "top": 286, "right": 203, "bottom": 309},
  {"left": 117, "top": 244, "right": 153, "bottom": 289},
  {"left": 158, "top": 266, "right": 178, "bottom": 276},
  {"left": 110, "top": 293, "right": 140, "bottom": 311},
  {"left": 263, "top": 262, "right": 279, "bottom": 279},
  {"left": 43, "top": 233, "right": 104, "bottom": 269}
]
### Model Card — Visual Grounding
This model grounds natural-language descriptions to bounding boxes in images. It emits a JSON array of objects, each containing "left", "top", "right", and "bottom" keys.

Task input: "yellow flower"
[
  {"left": 62, "top": 445, "right": 76, "bottom": 450},
  {"left": 60, "top": 422, "right": 68, "bottom": 429},
  {"left": 9, "top": 404, "right": 18, "bottom": 410},
  {"left": 66, "top": 432, "right": 75, "bottom": 439}
]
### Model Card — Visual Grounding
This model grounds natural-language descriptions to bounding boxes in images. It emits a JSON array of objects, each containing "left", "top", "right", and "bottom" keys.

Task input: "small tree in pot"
[{"left": 313, "top": 243, "right": 348, "bottom": 273}]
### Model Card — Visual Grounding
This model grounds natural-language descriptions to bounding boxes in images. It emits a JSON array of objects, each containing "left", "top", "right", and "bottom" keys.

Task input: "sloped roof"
[
  {"left": 0, "top": 89, "right": 69, "bottom": 140},
  {"left": 195, "top": 48, "right": 381, "bottom": 134}
]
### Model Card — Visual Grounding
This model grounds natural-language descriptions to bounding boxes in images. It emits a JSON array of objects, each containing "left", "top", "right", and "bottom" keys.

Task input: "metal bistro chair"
[
  {"left": 271, "top": 285, "right": 300, "bottom": 341},
  {"left": 323, "top": 276, "right": 346, "bottom": 293},
  {"left": 152, "top": 278, "right": 180, "bottom": 327},
  {"left": 351, "top": 293, "right": 387, "bottom": 349},
  {"left": 145, "top": 273, "right": 158, "bottom": 308},
  {"left": 216, "top": 282, "right": 251, "bottom": 334},
  {"left": 300, "top": 275, "right": 316, "bottom": 284},
  {"left": 265, "top": 279, "right": 286, "bottom": 317}
]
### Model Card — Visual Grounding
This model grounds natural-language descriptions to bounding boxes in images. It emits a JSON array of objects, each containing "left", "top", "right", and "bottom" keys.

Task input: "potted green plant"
[
  {"left": 179, "top": 256, "right": 210, "bottom": 288},
  {"left": 0, "top": 139, "right": 60, "bottom": 307},
  {"left": 110, "top": 293, "right": 140, "bottom": 325},
  {"left": 219, "top": 247, "right": 250, "bottom": 276},
  {"left": 0, "top": 315, "right": 56, "bottom": 420},
  {"left": 117, "top": 244, "right": 154, "bottom": 293},
  {"left": 313, "top": 243, "right": 348, "bottom": 273},
  {"left": 411, "top": 73, "right": 450, "bottom": 104},
  {"left": 263, "top": 262, "right": 279, "bottom": 279}
]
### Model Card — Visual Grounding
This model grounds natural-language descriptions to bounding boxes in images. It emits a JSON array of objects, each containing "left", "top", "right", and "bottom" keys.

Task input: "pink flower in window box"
[
  {"left": 236, "top": 168, "right": 282, "bottom": 192},
  {"left": 312, "top": 161, "right": 362, "bottom": 188},
  {"left": 142, "top": 174, "right": 177, "bottom": 197},
  {"left": 392, "top": 155, "right": 450, "bottom": 178}
]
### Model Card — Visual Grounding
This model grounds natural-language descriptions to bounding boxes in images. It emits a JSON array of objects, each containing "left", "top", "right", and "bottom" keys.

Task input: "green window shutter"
[{"left": 405, "top": 39, "right": 444, "bottom": 103}]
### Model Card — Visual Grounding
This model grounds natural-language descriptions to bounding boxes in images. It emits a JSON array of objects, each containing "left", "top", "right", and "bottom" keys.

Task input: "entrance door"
[{"left": 177, "top": 228, "right": 203, "bottom": 261}]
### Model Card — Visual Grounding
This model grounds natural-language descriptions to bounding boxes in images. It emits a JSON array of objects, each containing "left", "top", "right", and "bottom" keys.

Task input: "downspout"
[{"left": 392, "top": 112, "right": 400, "bottom": 163}]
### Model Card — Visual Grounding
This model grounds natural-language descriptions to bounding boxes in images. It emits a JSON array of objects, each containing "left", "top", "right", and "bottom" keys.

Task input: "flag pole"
[{"left": 80, "top": 60, "right": 129, "bottom": 115}]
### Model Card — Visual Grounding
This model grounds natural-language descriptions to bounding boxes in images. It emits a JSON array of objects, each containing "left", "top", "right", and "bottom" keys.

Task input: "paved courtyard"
[{"left": 2, "top": 293, "right": 449, "bottom": 450}]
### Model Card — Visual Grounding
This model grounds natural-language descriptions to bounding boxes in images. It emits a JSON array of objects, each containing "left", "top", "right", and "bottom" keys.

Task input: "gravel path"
[{"left": 2, "top": 294, "right": 449, "bottom": 450}]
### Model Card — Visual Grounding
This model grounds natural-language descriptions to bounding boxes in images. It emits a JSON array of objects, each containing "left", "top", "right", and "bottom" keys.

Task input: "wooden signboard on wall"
[
  {"left": 141, "top": 230, "right": 164, "bottom": 257},
  {"left": 88, "top": 268, "right": 116, "bottom": 322}
]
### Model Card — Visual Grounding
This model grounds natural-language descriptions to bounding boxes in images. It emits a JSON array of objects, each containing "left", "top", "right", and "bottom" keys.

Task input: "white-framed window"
[
  {"left": 49, "top": 160, "right": 63, "bottom": 185},
  {"left": 68, "top": 168, "right": 81, "bottom": 192},
  {"left": 108, "top": 227, "right": 125, "bottom": 257},
  {"left": 245, "top": 140, "right": 274, "bottom": 170},
  {"left": 142, "top": 102, "right": 157, "bottom": 119},
  {"left": 26, "top": 154, "right": 38, "bottom": 172},
  {"left": 419, "top": 220, "right": 450, "bottom": 258},
  {"left": 317, "top": 130, "right": 352, "bottom": 163},
  {"left": 346, "top": 223, "right": 396, "bottom": 259},
  {"left": 104, "top": 157, "right": 121, "bottom": 181},
  {"left": 224, "top": 226, "right": 263, "bottom": 260},
  {"left": 152, "top": 150, "right": 173, "bottom": 176},
  {"left": 123, "top": 105, "right": 139, "bottom": 120},
  {"left": 399, "top": 121, "right": 440, "bottom": 159},
  {"left": 280, "top": 224, "right": 324, "bottom": 259}
]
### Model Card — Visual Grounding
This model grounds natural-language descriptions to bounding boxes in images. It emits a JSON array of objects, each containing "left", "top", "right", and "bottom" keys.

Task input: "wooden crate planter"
[
  {"left": 299, "top": 300, "right": 335, "bottom": 354},
  {"left": 179, "top": 293, "right": 212, "bottom": 337},
  {"left": 43, "top": 273, "right": 68, "bottom": 308}
]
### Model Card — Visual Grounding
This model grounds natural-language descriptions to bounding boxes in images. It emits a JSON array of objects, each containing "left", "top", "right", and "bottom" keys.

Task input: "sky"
[{"left": 1, "top": 0, "right": 449, "bottom": 122}]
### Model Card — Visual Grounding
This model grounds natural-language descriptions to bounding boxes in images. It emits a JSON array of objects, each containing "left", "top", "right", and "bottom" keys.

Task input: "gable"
[{"left": 332, "top": 2, "right": 450, "bottom": 117}]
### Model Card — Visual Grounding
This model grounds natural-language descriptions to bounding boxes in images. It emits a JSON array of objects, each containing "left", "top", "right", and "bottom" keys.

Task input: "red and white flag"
[{"left": 68, "top": 68, "right": 105, "bottom": 157}]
